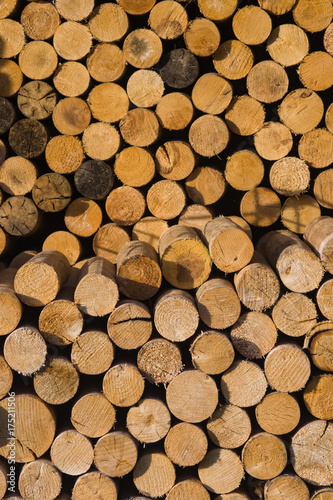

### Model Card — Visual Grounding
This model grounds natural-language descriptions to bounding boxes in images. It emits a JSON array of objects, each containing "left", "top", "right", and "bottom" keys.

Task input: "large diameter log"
[
  {"left": 72, "top": 472, "right": 117, "bottom": 500},
  {"left": 18, "top": 460, "right": 62, "bottom": 500},
  {"left": 154, "top": 289, "right": 199, "bottom": 342},
  {"left": 198, "top": 448, "right": 244, "bottom": 495},
  {"left": 103, "top": 363, "right": 145, "bottom": 407},
  {"left": 184, "top": 18, "right": 220, "bottom": 57},
  {"left": 71, "top": 392, "right": 116, "bottom": 438},
  {"left": 33, "top": 356, "right": 79, "bottom": 405},
  {"left": 198, "top": 0, "right": 237, "bottom": 20},
  {"left": 116, "top": 241, "right": 162, "bottom": 300},
  {"left": 94, "top": 431, "right": 137, "bottom": 477},
  {"left": 291, "top": 420, "right": 333, "bottom": 486},
  {"left": 263, "top": 230, "right": 323, "bottom": 292},
  {"left": 225, "top": 150, "right": 264, "bottom": 191},
  {"left": 51, "top": 430, "right": 93, "bottom": 476},
  {"left": 264, "top": 474, "right": 310, "bottom": 500},
  {"left": 4, "top": 326, "right": 47, "bottom": 376},
  {"left": 0, "top": 459, "right": 7, "bottom": 499},
  {"left": 190, "top": 331, "right": 235, "bottom": 375},
  {"left": 221, "top": 360, "right": 267, "bottom": 407},
  {"left": 137, "top": 338, "right": 183, "bottom": 384},
  {"left": 207, "top": 405, "right": 251, "bottom": 449},
  {"left": 127, "top": 398, "right": 171, "bottom": 443},
  {"left": 204, "top": 217, "right": 254, "bottom": 273},
  {"left": 164, "top": 422, "right": 208, "bottom": 466},
  {"left": 255, "top": 392, "right": 301, "bottom": 435},
  {"left": 0, "top": 0, "right": 18, "bottom": 19},
  {"left": 133, "top": 452, "right": 175, "bottom": 498},
  {"left": 0, "top": 393, "right": 56, "bottom": 463},
  {"left": 264, "top": 344, "right": 311, "bottom": 392},
  {"left": 214, "top": 493, "right": 250, "bottom": 500},
  {"left": 0, "top": 355, "right": 13, "bottom": 399},
  {"left": 196, "top": 278, "right": 241, "bottom": 329},
  {"left": 230, "top": 312, "right": 277, "bottom": 359},
  {"left": 269, "top": 157, "right": 310, "bottom": 196},
  {"left": 242, "top": 433, "right": 287, "bottom": 480},
  {"left": 14, "top": 250, "right": 70, "bottom": 307},
  {"left": 107, "top": 300, "right": 152, "bottom": 350},
  {"left": 303, "top": 374, "right": 333, "bottom": 420},
  {"left": 71, "top": 330, "right": 114, "bottom": 375},
  {"left": 159, "top": 225, "right": 212, "bottom": 289},
  {"left": 304, "top": 216, "right": 333, "bottom": 273},
  {"left": 39, "top": 298, "right": 83, "bottom": 345},
  {"left": 272, "top": 292, "right": 317, "bottom": 337},
  {"left": 166, "top": 370, "right": 218, "bottom": 423},
  {"left": 93, "top": 223, "right": 130, "bottom": 264},
  {"left": 232, "top": 6, "right": 272, "bottom": 45}
]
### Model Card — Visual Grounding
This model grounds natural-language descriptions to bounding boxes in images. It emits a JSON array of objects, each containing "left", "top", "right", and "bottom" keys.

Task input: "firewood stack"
[{"left": 0, "top": 0, "right": 333, "bottom": 498}]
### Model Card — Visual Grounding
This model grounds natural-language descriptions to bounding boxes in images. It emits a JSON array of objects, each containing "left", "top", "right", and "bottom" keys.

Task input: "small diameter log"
[
  {"left": 192, "top": 73, "right": 232, "bottom": 115},
  {"left": 258, "top": 0, "right": 296, "bottom": 14},
  {"left": 196, "top": 278, "right": 240, "bottom": 330},
  {"left": 198, "top": 449, "right": 244, "bottom": 495},
  {"left": 242, "top": 433, "right": 287, "bottom": 480},
  {"left": 303, "top": 374, "right": 333, "bottom": 420},
  {"left": 185, "top": 167, "right": 226, "bottom": 205},
  {"left": 52, "top": 97, "right": 91, "bottom": 136},
  {"left": 65, "top": 198, "right": 102, "bottom": 237},
  {"left": 9, "top": 119, "right": 47, "bottom": 158},
  {"left": 103, "top": 363, "right": 144, "bottom": 407},
  {"left": 270, "top": 157, "right": 310, "bottom": 196},
  {"left": 18, "top": 460, "right": 62, "bottom": 500},
  {"left": 0, "top": 355, "right": 13, "bottom": 399},
  {"left": 178, "top": 204, "right": 213, "bottom": 239},
  {"left": 154, "top": 289, "right": 199, "bottom": 342},
  {"left": 149, "top": 1, "right": 188, "bottom": 39},
  {"left": 155, "top": 141, "right": 195, "bottom": 181},
  {"left": 160, "top": 48, "right": 199, "bottom": 88},
  {"left": 0, "top": 393, "right": 56, "bottom": 463},
  {"left": 232, "top": 6, "right": 272, "bottom": 45},
  {"left": 132, "top": 217, "right": 168, "bottom": 252},
  {"left": 267, "top": 24, "right": 309, "bottom": 67},
  {"left": 94, "top": 431, "right": 137, "bottom": 478},
  {"left": 159, "top": 225, "right": 212, "bottom": 289},
  {"left": 263, "top": 230, "right": 323, "bottom": 293},
  {"left": 281, "top": 195, "right": 321, "bottom": 234},
  {"left": 308, "top": 321, "right": 333, "bottom": 371},
  {"left": 0, "top": 60, "right": 23, "bottom": 98},
  {"left": 279, "top": 89, "right": 323, "bottom": 135},
  {"left": 106, "top": 186, "right": 145, "bottom": 226},
  {"left": 234, "top": 252, "right": 280, "bottom": 311},
  {"left": 255, "top": 392, "right": 301, "bottom": 435},
  {"left": 166, "top": 479, "right": 210, "bottom": 500},
  {"left": 0, "top": 97, "right": 15, "bottom": 134},
  {"left": 147, "top": 180, "right": 185, "bottom": 219},
  {"left": 21, "top": 1, "right": 60, "bottom": 40},
  {"left": 53, "top": 61, "right": 90, "bottom": 97},
  {"left": 55, "top": 0, "right": 94, "bottom": 21},
  {"left": 116, "top": 241, "right": 162, "bottom": 300},
  {"left": 293, "top": 0, "right": 333, "bottom": 32},
  {"left": 299, "top": 128, "right": 333, "bottom": 169},
  {"left": 213, "top": 40, "right": 254, "bottom": 80},
  {"left": 123, "top": 28, "right": 162, "bottom": 68},
  {"left": 88, "top": 3, "right": 128, "bottom": 42},
  {"left": 18, "top": 81, "right": 56, "bottom": 121},
  {"left": 189, "top": 114, "right": 229, "bottom": 157},
  {"left": 43, "top": 231, "right": 81, "bottom": 266},
  {"left": 18, "top": 41, "right": 58, "bottom": 80},
  {"left": 254, "top": 122, "right": 293, "bottom": 161},
  {"left": 74, "top": 160, "right": 113, "bottom": 200},
  {"left": 298, "top": 52, "right": 333, "bottom": 92},
  {"left": 204, "top": 216, "right": 254, "bottom": 273},
  {"left": 264, "top": 344, "right": 311, "bottom": 392},
  {"left": 88, "top": 83, "right": 129, "bottom": 123},
  {"left": 87, "top": 43, "right": 125, "bottom": 83},
  {"left": 53, "top": 21, "right": 92, "bottom": 60},
  {"left": 317, "top": 280, "right": 333, "bottom": 322},
  {"left": 0, "top": 20, "right": 23, "bottom": 58},
  {"left": 45, "top": 135, "right": 84, "bottom": 174},
  {"left": 207, "top": 405, "right": 251, "bottom": 449},
  {"left": 184, "top": 18, "right": 220, "bottom": 57},
  {"left": 230, "top": 312, "right": 277, "bottom": 359},
  {"left": 0, "top": 283, "right": 22, "bottom": 336},
  {"left": 51, "top": 430, "right": 93, "bottom": 476},
  {"left": 39, "top": 298, "right": 83, "bottom": 345},
  {"left": 164, "top": 423, "right": 208, "bottom": 466},
  {"left": 221, "top": 360, "right": 267, "bottom": 407},
  {"left": 166, "top": 370, "right": 218, "bottom": 423},
  {"left": 311, "top": 489, "right": 333, "bottom": 500},
  {"left": 74, "top": 257, "right": 118, "bottom": 317},
  {"left": 0, "top": 156, "right": 36, "bottom": 196},
  {"left": 33, "top": 356, "right": 79, "bottom": 405},
  {"left": 264, "top": 475, "right": 310, "bottom": 500},
  {"left": 71, "top": 393, "right": 116, "bottom": 438},
  {"left": 82, "top": 123, "right": 120, "bottom": 161},
  {"left": 72, "top": 473, "right": 117, "bottom": 500},
  {"left": 314, "top": 169, "right": 333, "bottom": 209},
  {"left": 156, "top": 91, "right": 193, "bottom": 130},
  {"left": 117, "top": 0, "right": 156, "bottom": 15},
  {"left": 190, "top": 331, "right": 234, "bottom": 375},
  {"left": 137, "top": 338, "right": 183, "bottom": 384},
  {"left": 272, "top": 292, "right": 317, "bottom": 337},
  {"left": 225, "top": 150, "right": 264, "bottom": 191},
  {"left": 247, "top": 61, "right": 288, "bottom": 103},
  {"left": 120, "top": 108, "right": 160, "bottom": 147},
  {"left": 114, "top": 147, "right": 155, "bottom": 187},
  {"left": 71, "top": 331, "right": 114, "bottom": 375},
  {"left": 4, "top": 326, "right": 47, "bottom": 376},
  {"left": 225, "top": 95, "right": 265, "bottom": 136},
  {"left": 304, "top": 216, "right": 333, "bottom": 273},
  {"left": 32, "top": 173, "right": 72, "bottom": 213},
  {"left": 291, "top": 420, "right": 333, "bottom": 486},
  {"left": 127, "top": 398, "right": 171, "bottom": 443},
  {"left": 0, "top": 0, "right": 18, "bottom": 19},
  {"left": 0, "top": 196, "right": 40, "bottom": 236},
  {"left": 107, "top": 300, "right": 152, "bottom": 350},
  {"left": 133, "top": 452, "right": 175, "bottom": 498},
  {"left": 14, "top": 250, "right": 70, "bottom": 307},
  {"left": 93, "top": 223, "right": 130, "bottom": 265}
]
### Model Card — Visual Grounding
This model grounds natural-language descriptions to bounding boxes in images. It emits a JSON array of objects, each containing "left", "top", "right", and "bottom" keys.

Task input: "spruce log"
[
  {"left": 71, "top": 392, "right": 116, "bottom": 438},
  {"left": 43, "top": 231, "right": 81, "bottom": 265},
  {"left": 0, "top": 156, "right": 37, "bottom": 196},
  {"left": 324, "top": 23, "right": 333, "bottom": 56},
  {"left": 298, "top": 52, "right": 333, "bottom": 92},
  {"left": 159, "top": 225, "right": 212, "bottom": 289},
  {"left": 18, "top": 460, "right": 62, "bottom": 500},
  {"left": 213, "top": 40, "right": 254, "bottom": 80},
  {"left": 137, "top": 338, "right": 182, "bottom": 384},
  {"left": 185, "top": 166, "right": 226, "bottom": 205},
  {"left": 264, "top": 344, "right": 311, "bottom": 392},
  {"left": 94, "top": 431, "right": 137, "bottom": 477},
  {"left": 107, "top": 300, "right": 152, "bottom": 350},
  {"left": 0, "top": 19, "right": 24, "bottom": 58},
  {"left": 127, "top": 398, "right": 171, "bottom": 443},
  {"left": 258, "top": 0, "right": 296, "bottom": 14},
  {"left": 93, "top": 223, "right": 130, "bottom": 264},
  {"left": 316, "top": 280, "right": 333, "bottom": 322},
  {"left": 198, "top": 449, "right": 244, "bottom": 495},
  {"left": 18, "top": 41, "right": 58, "bottom": 80},
  {"left": 272, "top": 292, "right": 317, "bottom": 337},
  {"left": 123, "top": 29, "right": 162, "bottom": 68},
  {"left": 232, "top": 6, "right": 272, "bottom": 45},
  {"left": 326, "top": 102, "right": 333, "bottom": 133},
  {"left": 82, "top": 123, "right": 120, "bottom": 161},
  {"left": 55, "top": 0, "right": 94, "bottom": 21},
  {"left": 17, "top": 81, "right": 56, "bottom": 121},
  {"left": 221, "top": 360, "right": 267, "bottom": 407},
  {"left": 230, "top": 311, "right": 277, "bottom": 359},
  {"left": 87, "top": 83, "right": 129, "bottom": 123},
  {"left": 269, "top": 157, "right": 310, "bottom": 196},
  {"left": 9, "top": 119, "right": 47, "bottom": 158},
  {"left": 183, "top": 18, "right": 220, "bottom": 57},
  {"left": 160, "top": 48, "right": 199, "bottom": 88},
  {"left": 225, "top": 95, "right": 265, "bottom": 136},
  {"left": 192, "top": 73, "right": 232, "bottom": 114},
  {"left": 72, "top": 473, "right": 117, "bottom": 500},
  {"left": 267, "top": 24, "right": 309, "bottom": 66},
  {"left": 281, "top": 194, "right": 321, "bottom": 234},
  {"left": 225, "top": 150, "right": 264, "bottom": 191},
  {"left": 0, "top": 60, "right": 23, "bottom": 98},
  {"left": 148, "top": 1, "right": 188, "bottom": 39},
  {"left": 86, "top": 42, "right": 125, "bottom": 83},
  {"left": 0, "top": 0, "right": 18, "bottom": 19},
  {"left": 198, "top": 0, "right": 237, "bottom": 21},
  {"left": 189, "top": 114, "right": 229, "bottom": 157},
  {"left": 278, "top": 89, "right": 323, "bottom": 135},
  {"left": 132, "top": 217, "right": 168, "bottom": 252},
  {"left": 254, "top": 122, "right": 293, "bottom": 161},
  {"left": 293, "top": 0, "right": 333, "bottom": 33},
  {"left": 298, "top": 128, "right": 333, "bottom": 169},
  {"left": 71, "top": 330, "right": 114, "bottom": 375},
  {"left": 207, "top": 405, "right": 251, "bottom": 449},
  {"left": 156, "top": 91, "right": 193, "bottom": 130},
  {"left": 127, "top": 69, "right": 164, "bottom": 108},
  {"left": 314, "top": 169, "right": 333, "bottom": 209},
  {"left": 89, "top": 3, "right": 128, "bottom": 42},
  {"left": 51, "top": 430, "right": 93, "bottom": 476},
  {"left": 116, "top": 241, "right": 162, "bottom": 300},
  {"left": 103, "top": 363, "right": 144, "bottom": 407},
  {"left": 166, "top": 480, "right": 210, "bottom": 500},
  {"left": 255, "top": 392, "right": 301, "bottom": 435},
  {"left": 33, "top": 356, "right": 79, "bottom": 405},
  {"left": 53, "top": 21, "right": 92, "bottom": 60},
  {"left": 264, "top": 474, "right": 310, "bottom": 500},
  {"left": 247, "top": 60, "right": 288, "bottom": 103},
  {"left": 52, "top": 97, "right": 91, "bottom": 135},
  {"left": 242, "top": 433, "right": 287, "bottom": 480},
  {"left": 147, "top": 180, "right": 185, "bottom": 219},
  {"left": 39, "top": 298, "right": 83, "bottom": 345},
  {"left": 190, "top": 331, "right": 235, "bottom": 374},
  {"left": 178, "top": 204, "right": 213, "bottom": 239},
  {"left": 65, "top": 198, "right": 102, "bottom": 237},
  {"left": 45, "top": 135, "right": 84, "bottom": 174},
  {"left": 4, "top": 326, "right": 47, "bottom": 376},
  {"left": 32, "top": 173, "right": 72, "bottom": 213},
  {"left": 114, "top": 146, "right": 155, "bottom": 187},
  {"left": 303, "top": 374, "right": 333, "bottom": 420},
  {"left": 119, "top": 108, "right": 160, "bottom": 147},
  {"left": 164, "top": 422, "right": 208, "bottom": 466},
  {"left": 304, "top": 216, "right": 333, "bottom": 273},
  {"left": 133, "top": 452, "right": 175, "bottom": 498},
  {"left": 116, "top": 0, "right": 156, "bottom": 15},
  {"left": 106, "top": 186, "right": 145, "bottom": 226},
  {"left": 0, "top": 355, "right": 12, "bottom": 399},
  {"left": 53, "top": 61, "right": 90, "bottom": 97},
  {"left": 155, "top": 140, "right": 195, "bottom": 180}
]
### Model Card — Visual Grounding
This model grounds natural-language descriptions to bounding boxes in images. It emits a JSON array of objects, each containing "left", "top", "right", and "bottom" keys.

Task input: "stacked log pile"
[{"left": 0, "top": 0, "right": 333, "bottom": 498}]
